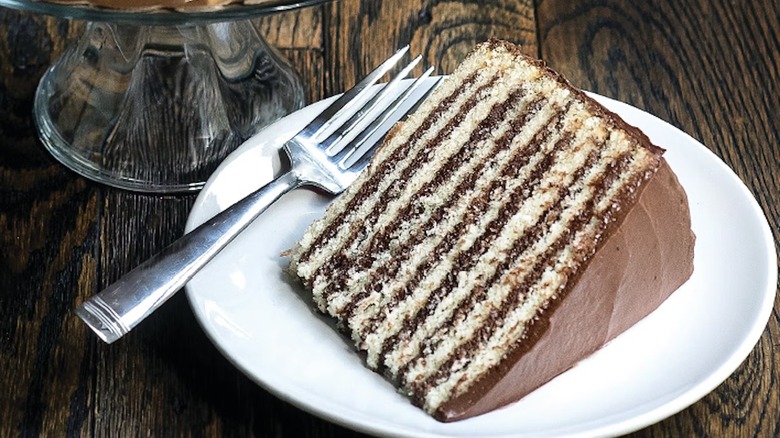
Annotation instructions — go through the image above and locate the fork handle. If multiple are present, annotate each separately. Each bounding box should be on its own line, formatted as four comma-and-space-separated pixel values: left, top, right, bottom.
76, 170, 303, 344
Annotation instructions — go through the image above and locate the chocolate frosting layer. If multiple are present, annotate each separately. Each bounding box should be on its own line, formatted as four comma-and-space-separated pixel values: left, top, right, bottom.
435, 159, 695, 421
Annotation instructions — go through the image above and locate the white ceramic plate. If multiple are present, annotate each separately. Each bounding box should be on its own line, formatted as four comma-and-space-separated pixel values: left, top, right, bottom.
185, 89, 777, 437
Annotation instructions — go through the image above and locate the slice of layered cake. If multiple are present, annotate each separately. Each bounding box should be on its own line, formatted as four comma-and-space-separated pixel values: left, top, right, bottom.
288, 39, 694, 422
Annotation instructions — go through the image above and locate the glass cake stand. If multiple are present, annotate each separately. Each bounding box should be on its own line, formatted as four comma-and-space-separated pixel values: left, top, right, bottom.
0, 0, 330, 192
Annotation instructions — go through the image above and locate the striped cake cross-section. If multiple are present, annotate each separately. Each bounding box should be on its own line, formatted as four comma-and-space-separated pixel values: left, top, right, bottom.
288, 39, 694, 422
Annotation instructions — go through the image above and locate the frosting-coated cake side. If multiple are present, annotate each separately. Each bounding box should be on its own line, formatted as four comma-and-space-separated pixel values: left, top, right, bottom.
437, 160, 694, 420
288, 39, 695, 421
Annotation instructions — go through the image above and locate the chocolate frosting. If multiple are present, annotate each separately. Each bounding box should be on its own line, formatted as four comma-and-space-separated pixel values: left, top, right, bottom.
436, 159, 695, 421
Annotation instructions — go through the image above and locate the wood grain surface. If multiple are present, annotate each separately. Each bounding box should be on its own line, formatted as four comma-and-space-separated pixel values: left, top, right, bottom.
0, 1, 778, 436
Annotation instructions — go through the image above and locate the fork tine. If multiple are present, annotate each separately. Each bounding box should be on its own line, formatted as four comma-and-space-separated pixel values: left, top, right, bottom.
346, 73, 442, 172
335, 67, 441, 169
320, 55, 423, 153
303, 45, 410, 139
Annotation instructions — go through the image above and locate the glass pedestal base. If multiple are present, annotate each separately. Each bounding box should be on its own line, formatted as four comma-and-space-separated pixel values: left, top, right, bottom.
34, 20, 304, 192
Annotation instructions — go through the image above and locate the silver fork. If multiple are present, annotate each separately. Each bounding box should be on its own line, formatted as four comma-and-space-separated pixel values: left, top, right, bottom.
76, 47, 440, 344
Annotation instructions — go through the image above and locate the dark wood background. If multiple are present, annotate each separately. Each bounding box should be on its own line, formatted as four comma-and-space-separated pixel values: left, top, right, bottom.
1, 0, 779, 436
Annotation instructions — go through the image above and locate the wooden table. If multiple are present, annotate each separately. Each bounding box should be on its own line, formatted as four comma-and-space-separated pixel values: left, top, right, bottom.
1, 1, 778, 436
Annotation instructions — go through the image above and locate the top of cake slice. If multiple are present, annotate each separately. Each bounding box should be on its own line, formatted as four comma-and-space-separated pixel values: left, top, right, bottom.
288, 39, 694, 421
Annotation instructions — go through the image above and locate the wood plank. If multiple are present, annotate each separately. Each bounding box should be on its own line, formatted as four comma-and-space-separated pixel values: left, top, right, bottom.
324, 0, 537, 94
0, 10, 97, 438
254, 5, 323, 49
536, 1, 780, 436
0, 171, 98, 438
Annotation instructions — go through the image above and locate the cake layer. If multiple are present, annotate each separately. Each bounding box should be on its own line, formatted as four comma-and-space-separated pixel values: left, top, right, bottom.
288, 39, 694, 421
